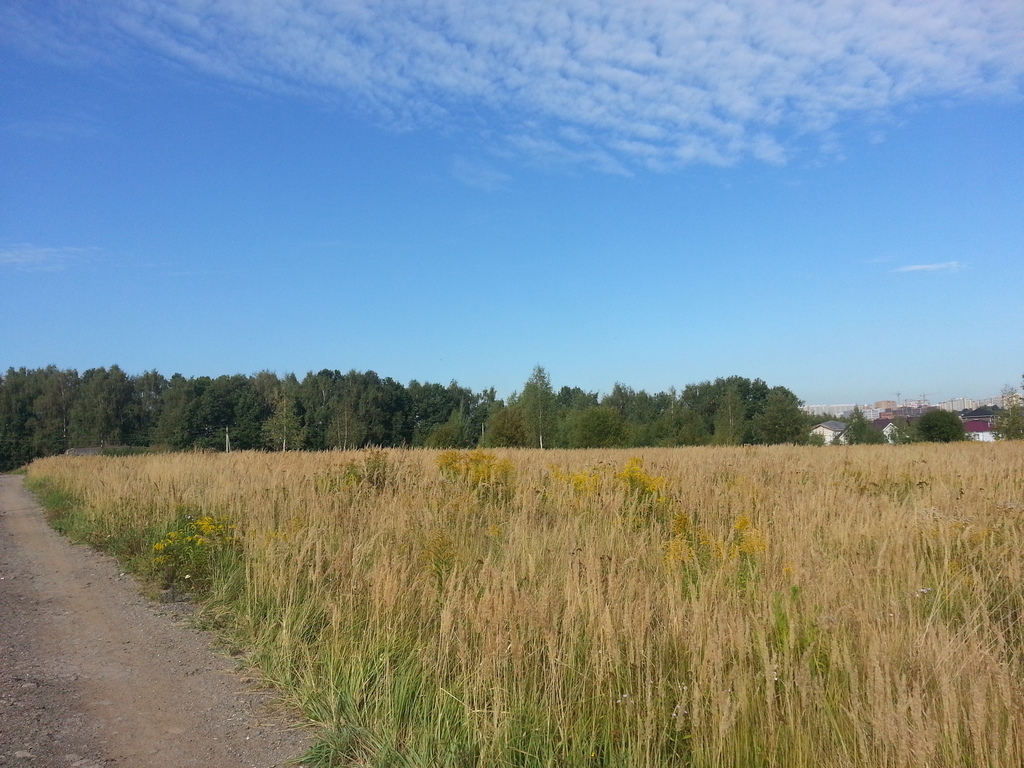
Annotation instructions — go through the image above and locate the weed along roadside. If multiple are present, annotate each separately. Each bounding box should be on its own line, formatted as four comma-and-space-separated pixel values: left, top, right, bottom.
23, 444, 1024, 768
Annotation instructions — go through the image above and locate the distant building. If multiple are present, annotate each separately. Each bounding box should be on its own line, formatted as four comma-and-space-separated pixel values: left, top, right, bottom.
811, 420, 847, 445
803, 404, 868, 418
806, 392, 1013, 423
976, 394, 1014, 409
888, 404, 933, 420
938, 397, 976, 412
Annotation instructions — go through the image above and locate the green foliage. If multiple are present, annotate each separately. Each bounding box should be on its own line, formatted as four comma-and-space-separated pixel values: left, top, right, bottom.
0, 368, 40, 471
2, 365, 813, 461
751, 387, 807, 444
993, 383, 1024, 440
296, 368, 414, 450
556, 385, 599, 411
406, 379, 478, 446
915, 409, 968, 442
231, 383, 271, 449
163, 374, 270, 451
569, 406, 628, 448
69, 365, 134, 447
263, 393, 304, 450
128, 370, 168, 446
653, 406, 710, 446
29, 367, 79, 456
681, 375, 771, 437
154, 373, 197, 448
517, 365, 556, 448
423, 421, 460, 448
323, 370, 412, 449
843, 407, 885, 445
483, 404, 530, 447
712, 386, 748, 445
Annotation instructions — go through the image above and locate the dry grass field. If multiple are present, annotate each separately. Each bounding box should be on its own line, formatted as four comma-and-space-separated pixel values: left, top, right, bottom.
26, 444, 1024, 767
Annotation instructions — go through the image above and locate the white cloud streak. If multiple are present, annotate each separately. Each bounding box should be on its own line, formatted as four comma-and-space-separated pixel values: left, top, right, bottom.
893, 261, 963, 273
0, 245, 99, 271
7, 0, 1023, 168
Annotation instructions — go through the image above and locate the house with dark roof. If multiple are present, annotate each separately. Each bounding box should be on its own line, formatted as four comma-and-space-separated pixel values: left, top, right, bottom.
959, 406, 1000, 425
811, 420, 847, 445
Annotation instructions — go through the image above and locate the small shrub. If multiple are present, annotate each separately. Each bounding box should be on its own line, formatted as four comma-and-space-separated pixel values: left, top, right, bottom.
317, 449, 392, 493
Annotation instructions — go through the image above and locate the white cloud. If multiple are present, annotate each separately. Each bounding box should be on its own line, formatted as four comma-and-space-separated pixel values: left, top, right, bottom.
892, 261, 963, 273
7, 0, 1023, 169
0, 245, 99, 271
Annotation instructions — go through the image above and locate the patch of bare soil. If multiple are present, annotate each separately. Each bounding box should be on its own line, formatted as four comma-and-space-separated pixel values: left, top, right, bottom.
0, 475, 314, 767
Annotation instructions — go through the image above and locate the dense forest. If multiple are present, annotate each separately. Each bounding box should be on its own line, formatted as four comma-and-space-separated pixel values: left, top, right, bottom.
0, 365, 812, 471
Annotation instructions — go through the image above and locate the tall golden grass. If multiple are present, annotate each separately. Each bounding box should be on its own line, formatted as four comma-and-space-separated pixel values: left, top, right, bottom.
26, 443, 1024, 767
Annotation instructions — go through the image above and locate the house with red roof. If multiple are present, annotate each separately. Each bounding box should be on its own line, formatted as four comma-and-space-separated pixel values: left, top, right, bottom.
963, 420, 995, 442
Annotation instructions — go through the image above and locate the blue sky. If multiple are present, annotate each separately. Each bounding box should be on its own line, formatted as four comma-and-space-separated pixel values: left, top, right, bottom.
2, 0, 1022, 405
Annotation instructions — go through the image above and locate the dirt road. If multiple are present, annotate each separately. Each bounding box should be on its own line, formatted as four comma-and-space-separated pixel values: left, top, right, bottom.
0, 475, 313, 767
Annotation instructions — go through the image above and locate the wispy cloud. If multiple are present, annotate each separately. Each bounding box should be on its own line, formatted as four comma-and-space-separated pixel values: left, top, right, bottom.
0, 244, 99, 271
450, 157, 512, 191
7, 1, 1023, 169
893, 261, 963, 273
3, 112, 105, 143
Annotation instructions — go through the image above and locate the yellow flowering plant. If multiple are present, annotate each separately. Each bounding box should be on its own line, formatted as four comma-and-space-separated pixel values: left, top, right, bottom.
616, 457, 670, 522
152, 513, 237, 592
436, 449, 515, 502
549, 464, 603, 497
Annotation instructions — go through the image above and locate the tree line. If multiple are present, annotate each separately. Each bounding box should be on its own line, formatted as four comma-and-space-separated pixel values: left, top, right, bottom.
0, 364, 815, 471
